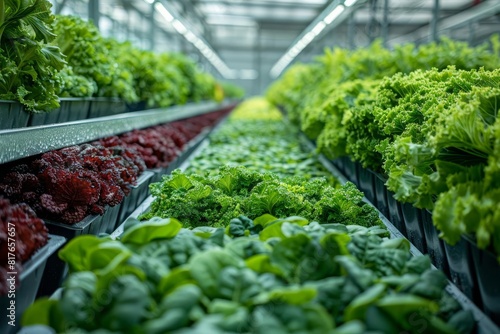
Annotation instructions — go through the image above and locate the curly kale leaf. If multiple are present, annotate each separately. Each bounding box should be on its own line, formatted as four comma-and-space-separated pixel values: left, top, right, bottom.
313, 182, 381, 227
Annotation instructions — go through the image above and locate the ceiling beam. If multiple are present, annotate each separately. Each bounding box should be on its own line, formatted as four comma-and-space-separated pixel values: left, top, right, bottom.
389, 0, 500, 45
194, 0, 327, 9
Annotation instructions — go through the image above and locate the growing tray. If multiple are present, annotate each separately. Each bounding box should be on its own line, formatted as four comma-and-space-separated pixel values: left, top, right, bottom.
468, 235, 500, 326
115, 171, 154, 232
0, 100, 29, 130
421, 209, 449, 276
444, 236, 482, 305
385, 189, 407, 237
87, 97, 127, 119
400, 203, 427, 254
356, 164, 375, 204
0, 235, 65, 334
37, 215, 104, 297
28, 98, 91, 126
371, 171, 389, 218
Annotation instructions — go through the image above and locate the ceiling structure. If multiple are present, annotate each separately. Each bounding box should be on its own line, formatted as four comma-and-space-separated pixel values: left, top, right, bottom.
52, 0, 500, 95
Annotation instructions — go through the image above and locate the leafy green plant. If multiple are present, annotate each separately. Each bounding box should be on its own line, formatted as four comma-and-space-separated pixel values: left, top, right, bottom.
142, 166, 382, 229
51, 15, 137, 101
0, 0, 65, 111
188, 97, 335, 180
23, 215, 474, 333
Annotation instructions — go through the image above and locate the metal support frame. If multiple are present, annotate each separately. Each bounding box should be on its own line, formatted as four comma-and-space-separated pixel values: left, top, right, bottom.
88, 0, 100, 30
367, 0, 379, 43
388, 0, 500, 45
468, 20, 475, 45
55, 0, 68, 14
149, 2, 156, 51
348, 11, 356, 49
430, 0, 440, 42
382, 0, 389, 47
0, 101, 237, 164
256, 26, 263, 95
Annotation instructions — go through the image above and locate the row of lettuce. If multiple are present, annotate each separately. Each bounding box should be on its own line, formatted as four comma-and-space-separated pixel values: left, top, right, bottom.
188, 98, 336, 180
267, 37, 500, 262
22, 99, 475, 333
0, 0, 243, 113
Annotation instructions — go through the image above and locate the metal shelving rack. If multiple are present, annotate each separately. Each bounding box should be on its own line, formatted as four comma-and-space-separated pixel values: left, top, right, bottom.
0, 100, 237, 164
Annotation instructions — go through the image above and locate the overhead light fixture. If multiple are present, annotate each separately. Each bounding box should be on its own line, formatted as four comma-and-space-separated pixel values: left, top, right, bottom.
154, 3, 174, 23
184, 31, 197, 43
205, 15, 257, 27
240, 69, 258, 80
311, 21, 327, 36
271, 0, 356, 78
344, 0, 358, 7
324, 5, 345, 24
172, 20, 187, 34
152, 1, 253, 80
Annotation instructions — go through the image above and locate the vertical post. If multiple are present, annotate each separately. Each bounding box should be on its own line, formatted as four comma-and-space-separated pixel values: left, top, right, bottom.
430, 0, 440, 42
149, 2, 156, 51
468, 21, 475, 45
382, 0, 389, 47
55, 0, 68, 14
367, 0, 377, 43
256, 26, 262, 95
348, 11, 355, 49
88, 0, 100, 30
126, 11, 130, 41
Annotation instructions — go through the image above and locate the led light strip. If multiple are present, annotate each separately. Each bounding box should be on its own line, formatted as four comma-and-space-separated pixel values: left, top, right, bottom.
270, 0, 359, 78
152, 1, 256, 80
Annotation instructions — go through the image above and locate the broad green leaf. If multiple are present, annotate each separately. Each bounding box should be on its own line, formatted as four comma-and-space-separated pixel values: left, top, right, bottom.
22, 298, 66, 331
344, 284, 386, 321
87, 241, 131, 271
120, 218, 182, 245
376, 294, 439, 326
253, 214, 278, 227
158, 266, 195, 295
189, 249, 242, 298
58, 235, 107, 272
256, 286, 317, 305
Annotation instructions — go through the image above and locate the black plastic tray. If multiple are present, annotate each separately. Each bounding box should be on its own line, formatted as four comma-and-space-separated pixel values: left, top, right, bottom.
343, 158, 359, 185
87, 97, 127, 119
330, 157, 346, 176
385, 189, 407, 237
44, 214, 103, 239
0, 235, 65, 334
37, 215, 104, 297
115, 171, 154, 231
102, 203, 122, 234
421, 209, 449, 276
469, 236, 500, 326
28, 98, 91, 126
125, 100, 148, 113
372, 172, 389, 218
0, 100, 29, 130
400, 203, 427, 254
444, 236, 482, 305
356, 165, 375, 204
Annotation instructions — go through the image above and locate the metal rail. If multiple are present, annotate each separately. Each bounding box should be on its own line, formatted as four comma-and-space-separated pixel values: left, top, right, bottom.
0, 100, 237, 164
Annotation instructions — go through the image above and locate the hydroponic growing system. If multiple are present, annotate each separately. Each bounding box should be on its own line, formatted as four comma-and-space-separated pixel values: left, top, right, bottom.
1, 1, 500, 333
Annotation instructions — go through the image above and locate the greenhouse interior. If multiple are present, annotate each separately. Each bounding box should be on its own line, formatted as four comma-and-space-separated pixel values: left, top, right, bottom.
1, 0, 500, 333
